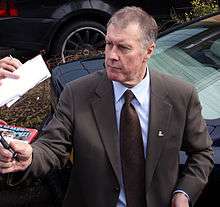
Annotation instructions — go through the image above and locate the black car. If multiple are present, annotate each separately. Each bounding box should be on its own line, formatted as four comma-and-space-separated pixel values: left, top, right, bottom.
50, 12, 220, 206
0, 0, 191, 61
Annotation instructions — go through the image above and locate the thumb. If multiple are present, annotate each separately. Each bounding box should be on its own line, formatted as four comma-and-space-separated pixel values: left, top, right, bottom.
10, 139, 32, 161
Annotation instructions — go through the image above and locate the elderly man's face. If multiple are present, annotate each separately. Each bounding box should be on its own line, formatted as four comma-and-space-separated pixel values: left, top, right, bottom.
105, 23, 155, 87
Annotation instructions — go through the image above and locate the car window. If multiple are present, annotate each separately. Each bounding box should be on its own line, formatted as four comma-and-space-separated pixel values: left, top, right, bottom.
155, 28, 208, 53
149, 20, 220, 120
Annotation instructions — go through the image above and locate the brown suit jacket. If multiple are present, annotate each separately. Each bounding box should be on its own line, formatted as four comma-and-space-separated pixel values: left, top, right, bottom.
30, 69, 213, 207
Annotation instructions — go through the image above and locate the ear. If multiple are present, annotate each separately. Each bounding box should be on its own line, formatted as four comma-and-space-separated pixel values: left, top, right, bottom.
143, 42, 156, 61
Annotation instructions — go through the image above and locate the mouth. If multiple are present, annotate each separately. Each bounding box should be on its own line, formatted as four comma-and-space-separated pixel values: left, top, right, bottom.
107, 65, 121, 70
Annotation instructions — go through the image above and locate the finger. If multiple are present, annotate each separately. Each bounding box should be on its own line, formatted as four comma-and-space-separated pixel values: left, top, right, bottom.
0, 160, 14, 168
0, 146, 14, 159
0, 158, 31, 174
0, 160, 17, 173
0, 57, 22, 72
0, 56, 11, 66
0, 68, 19, 79
0, 154, 13, 162
0, 57, 16, 71
0, 63, 17, 72
10, 140, 32, 161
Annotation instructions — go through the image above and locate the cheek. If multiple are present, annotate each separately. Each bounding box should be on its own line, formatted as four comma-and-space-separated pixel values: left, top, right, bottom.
123, 56, 142, 72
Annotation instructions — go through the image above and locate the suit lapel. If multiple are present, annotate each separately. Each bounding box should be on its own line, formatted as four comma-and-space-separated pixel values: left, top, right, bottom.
145, 70, 173, 191
91, 73, 121, 183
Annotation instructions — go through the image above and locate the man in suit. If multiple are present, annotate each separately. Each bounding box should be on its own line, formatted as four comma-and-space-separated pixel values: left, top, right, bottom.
0, 6, 214, 207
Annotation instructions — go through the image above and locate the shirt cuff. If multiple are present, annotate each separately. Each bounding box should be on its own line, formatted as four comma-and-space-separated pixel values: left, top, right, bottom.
173, 190, 190, 201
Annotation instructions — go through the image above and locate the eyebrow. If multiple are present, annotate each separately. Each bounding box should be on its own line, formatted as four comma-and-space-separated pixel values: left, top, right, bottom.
105, 38, 130, 45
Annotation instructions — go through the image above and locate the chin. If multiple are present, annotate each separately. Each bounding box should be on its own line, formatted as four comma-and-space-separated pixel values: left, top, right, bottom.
107, 74, 118, 81
106, 70, 119, 81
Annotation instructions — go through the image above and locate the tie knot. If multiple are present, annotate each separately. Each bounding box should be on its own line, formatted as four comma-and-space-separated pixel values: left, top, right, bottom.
124, 90, 134, 104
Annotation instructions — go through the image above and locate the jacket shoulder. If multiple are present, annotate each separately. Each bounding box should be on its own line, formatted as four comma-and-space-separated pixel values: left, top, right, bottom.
151, 69, 195, 93
65, 69, 107, 93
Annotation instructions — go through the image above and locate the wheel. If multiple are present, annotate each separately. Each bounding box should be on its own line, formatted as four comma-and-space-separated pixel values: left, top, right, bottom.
52, 20, 106, 62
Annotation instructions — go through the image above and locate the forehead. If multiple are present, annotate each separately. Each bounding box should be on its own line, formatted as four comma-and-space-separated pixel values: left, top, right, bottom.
106, 23, 141, 43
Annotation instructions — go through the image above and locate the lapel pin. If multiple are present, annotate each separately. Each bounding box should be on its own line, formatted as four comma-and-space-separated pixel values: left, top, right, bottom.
158, 130, 164, 137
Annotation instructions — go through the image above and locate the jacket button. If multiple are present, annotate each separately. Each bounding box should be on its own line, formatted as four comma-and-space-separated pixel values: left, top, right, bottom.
114, 186, 120, 192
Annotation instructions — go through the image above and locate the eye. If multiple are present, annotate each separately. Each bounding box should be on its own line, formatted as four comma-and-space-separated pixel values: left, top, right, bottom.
120, 45, 128, 49
119, 45, 131, 52
105, 41, 112, 46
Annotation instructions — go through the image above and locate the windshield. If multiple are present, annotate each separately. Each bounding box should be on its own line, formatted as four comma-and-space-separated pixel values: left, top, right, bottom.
149, 14, 220, 120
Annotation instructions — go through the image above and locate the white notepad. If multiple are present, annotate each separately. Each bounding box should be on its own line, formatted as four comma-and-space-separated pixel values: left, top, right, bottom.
0, 55, 51, 107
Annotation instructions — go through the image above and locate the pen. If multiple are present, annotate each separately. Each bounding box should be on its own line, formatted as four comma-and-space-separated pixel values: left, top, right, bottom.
0, 132, 19, 161
9, 55, 13, 61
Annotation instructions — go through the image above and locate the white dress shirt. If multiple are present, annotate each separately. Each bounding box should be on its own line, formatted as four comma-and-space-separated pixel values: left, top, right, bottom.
112, 69, 150, 207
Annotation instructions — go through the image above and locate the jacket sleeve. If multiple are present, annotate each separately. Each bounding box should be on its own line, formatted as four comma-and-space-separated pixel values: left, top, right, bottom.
8, 83, 74, 186
30, 83, 74, 178
175, 87, 214, 205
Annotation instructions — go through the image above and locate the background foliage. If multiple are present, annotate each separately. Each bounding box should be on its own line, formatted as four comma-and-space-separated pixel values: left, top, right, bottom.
172, 0, 219, 23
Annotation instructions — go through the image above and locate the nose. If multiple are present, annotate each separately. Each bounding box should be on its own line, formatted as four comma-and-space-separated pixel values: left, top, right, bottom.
108, 46, 119, 61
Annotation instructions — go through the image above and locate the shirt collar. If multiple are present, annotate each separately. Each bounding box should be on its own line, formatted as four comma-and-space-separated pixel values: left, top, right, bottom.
113, 68, 150, 105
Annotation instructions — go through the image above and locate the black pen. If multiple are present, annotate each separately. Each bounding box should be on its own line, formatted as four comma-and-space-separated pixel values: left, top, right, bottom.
0, 132, 19, 161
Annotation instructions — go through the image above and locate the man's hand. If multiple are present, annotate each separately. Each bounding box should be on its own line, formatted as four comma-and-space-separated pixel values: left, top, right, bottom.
0, 56, 22, 82
0, 139, 32, 174
171, 192, 189, 207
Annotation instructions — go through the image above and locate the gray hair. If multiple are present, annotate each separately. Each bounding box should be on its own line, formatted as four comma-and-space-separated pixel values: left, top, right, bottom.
107, 6, 158, 47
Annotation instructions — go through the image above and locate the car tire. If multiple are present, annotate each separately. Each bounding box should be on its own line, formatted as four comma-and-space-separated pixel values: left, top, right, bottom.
51, 20, 106, 62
